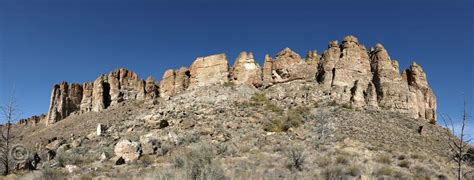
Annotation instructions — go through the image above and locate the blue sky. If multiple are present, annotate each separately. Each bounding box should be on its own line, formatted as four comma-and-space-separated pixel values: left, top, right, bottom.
0, 0, 473, 134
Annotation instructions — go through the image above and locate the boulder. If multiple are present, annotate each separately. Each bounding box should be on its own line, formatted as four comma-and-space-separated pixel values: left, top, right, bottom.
114, 139, 141, 162
45, 139, 65, 151
189, 53, 229, 88
230, 51, 262, 87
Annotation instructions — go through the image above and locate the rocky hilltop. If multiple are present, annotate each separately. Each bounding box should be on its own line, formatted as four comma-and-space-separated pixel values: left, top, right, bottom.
36, 35, 435, 126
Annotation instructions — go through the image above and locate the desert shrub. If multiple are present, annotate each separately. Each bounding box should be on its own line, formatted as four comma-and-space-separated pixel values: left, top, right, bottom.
398, 160, 410, 168
346, 165, 362, 177
250, 93, 268, 105
223, 81, 234, 87
322, 166, 344, 179
376, 154, 392, 164
41, 166, 66, 180
335, 155, 350, 165
173, 143, 227, 180
286, 146, 306, 171
375, 166, 395, 177
56, 152, 83, 167
342, 103, 352, 109
316, 156, 332, 167
328, 100, 338, 106
410, 153, 425, 160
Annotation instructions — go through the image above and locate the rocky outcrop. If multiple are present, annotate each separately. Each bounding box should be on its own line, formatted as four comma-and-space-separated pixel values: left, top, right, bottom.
46, 82, 83, 124
18, 114, 46, 126
404, 62, 437, 122
145, 76, 159, 99
47, 68, 156, 124
160, 67, 190, 98
189, 54, 229, 88
271, 48, 315, 83
44, 35, 437, 124
91, 75, 109, 112
230, 52, 262, 87
262, 54, 274, 86
108, 68, 145, 105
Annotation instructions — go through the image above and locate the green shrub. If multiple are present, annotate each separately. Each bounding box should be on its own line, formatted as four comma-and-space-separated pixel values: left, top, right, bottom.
398, 160, 410, 168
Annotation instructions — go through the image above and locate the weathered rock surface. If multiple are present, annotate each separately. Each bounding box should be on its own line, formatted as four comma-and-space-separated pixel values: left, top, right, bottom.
44, 36, 437, 124
18, 114, 46, 126
46, 82, 83, 124
230, 51, 262, 87
271, 48, 315, 83
114, 139, 141, 162
189, 53, 229, 88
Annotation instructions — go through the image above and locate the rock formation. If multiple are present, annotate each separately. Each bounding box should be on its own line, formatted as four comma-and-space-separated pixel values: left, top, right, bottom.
18, 114, 46, 126
189, 53, 229, 89
46, 82, 83, 124
44, 35, 437, 124
230, 52, 262, 87
46, 68, 157, 124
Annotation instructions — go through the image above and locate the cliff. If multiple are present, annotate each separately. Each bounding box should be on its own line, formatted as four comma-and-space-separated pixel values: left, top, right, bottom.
43, 35, 436, 125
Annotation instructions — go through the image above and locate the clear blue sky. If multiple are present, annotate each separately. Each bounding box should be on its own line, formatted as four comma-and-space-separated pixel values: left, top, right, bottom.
0, 0, 473, 131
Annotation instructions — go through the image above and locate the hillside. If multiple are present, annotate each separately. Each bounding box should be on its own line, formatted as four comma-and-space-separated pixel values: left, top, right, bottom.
4, 35, 472, 179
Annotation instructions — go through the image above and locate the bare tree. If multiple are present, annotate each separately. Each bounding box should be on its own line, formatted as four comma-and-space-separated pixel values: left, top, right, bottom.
0, 92, 18, 175
442, 99, 472, 180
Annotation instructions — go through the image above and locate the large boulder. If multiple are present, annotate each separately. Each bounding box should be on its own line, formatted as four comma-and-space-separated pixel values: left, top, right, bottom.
230, 51, 262, 87
189, 53, 229, 88
114, 139, 141, 162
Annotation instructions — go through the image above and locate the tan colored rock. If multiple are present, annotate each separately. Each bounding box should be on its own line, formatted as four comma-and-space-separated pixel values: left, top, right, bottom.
174, 67, 190, 94
108, 68, 144, 104
317, 40, 341, 88
114, 139, 141, 162
230, 51, 262, 87
262, 54, 274, 86
332, 35, 371, 88
80, 82, 93, 112
92, 75, 109, 112
145, 76, 159, 99
271, 48, 305, 83
370, 43, 410, 109
18, 114, 46, 126
46, 82, 83, 124
405, 62, 437, 122
189, 53, 229, 88
160, 69, 175, 98
305, 50, 320, 81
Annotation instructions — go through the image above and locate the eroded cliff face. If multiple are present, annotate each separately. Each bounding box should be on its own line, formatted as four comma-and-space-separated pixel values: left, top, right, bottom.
44, 35, 437, 125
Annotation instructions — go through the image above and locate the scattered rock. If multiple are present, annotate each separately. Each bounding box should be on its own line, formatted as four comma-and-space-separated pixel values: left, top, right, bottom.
65, 164, 79, 173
